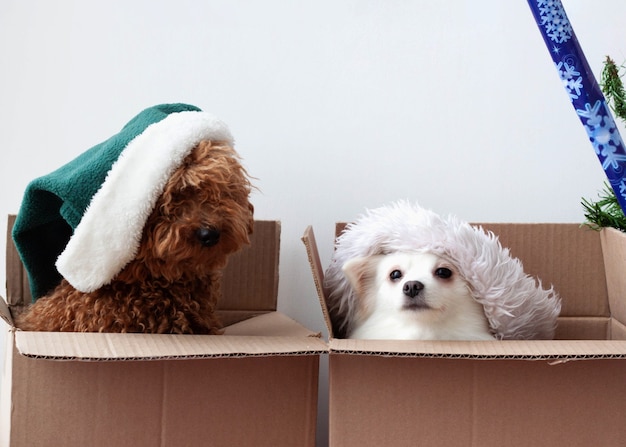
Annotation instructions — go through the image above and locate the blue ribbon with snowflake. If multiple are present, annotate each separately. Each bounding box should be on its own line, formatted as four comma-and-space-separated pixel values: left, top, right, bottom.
528, 0, 626, 214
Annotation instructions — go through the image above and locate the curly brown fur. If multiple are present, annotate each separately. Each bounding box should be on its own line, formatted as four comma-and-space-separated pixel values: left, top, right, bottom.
16, 140, 254, 334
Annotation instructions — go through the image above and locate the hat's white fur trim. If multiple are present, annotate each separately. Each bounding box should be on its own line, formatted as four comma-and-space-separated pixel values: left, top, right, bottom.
324, 201, 561, 340
56, 111, 233, 292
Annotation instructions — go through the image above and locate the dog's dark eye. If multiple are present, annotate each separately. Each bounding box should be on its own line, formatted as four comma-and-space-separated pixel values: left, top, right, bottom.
196, 227, 221, 247
435, 267, 452, 279
389, 270, 403, 281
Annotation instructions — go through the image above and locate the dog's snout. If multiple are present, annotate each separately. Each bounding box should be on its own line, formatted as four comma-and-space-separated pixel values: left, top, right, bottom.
403, 281, 424, 298
196, 227, 221, 247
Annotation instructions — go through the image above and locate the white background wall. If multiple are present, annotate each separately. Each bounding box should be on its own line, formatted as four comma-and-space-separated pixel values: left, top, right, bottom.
1, 1, 625, 444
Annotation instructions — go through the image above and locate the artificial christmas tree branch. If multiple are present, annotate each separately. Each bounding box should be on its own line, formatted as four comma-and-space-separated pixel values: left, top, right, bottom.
582, 57, 626, 232
582, 182, 626, 232
602, 56, 626, 121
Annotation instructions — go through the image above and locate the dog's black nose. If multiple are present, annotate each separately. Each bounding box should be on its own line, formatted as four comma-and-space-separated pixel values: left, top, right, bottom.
196, 227, 221, 247
403, 281, 424, 298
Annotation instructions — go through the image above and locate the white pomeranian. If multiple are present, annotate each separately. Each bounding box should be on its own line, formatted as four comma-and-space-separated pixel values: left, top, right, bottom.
342, 251, 494, 340
323, 201, 561, 341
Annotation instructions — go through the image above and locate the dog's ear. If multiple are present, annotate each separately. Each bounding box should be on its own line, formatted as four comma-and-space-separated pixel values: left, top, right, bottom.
342, 255, 381, 299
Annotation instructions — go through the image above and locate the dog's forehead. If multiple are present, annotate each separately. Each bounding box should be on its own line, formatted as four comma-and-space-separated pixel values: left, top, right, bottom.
378, 251, 447, 273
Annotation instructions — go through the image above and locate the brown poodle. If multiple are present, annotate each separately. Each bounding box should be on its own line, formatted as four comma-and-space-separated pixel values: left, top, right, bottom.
16, 140, 254, 334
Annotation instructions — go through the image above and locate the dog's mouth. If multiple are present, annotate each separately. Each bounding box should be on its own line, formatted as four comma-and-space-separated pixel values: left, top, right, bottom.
402, 301, 432, 311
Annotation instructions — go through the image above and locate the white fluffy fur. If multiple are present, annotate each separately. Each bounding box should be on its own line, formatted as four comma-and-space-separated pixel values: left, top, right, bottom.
324, 201, 561, 340
56, 111, 233, 293
343, 252, 494, 340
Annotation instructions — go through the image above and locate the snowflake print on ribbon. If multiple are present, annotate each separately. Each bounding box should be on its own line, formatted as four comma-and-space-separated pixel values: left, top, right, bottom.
537, 0, 572, 44
556, 61, 583, 100
578, 101, 626, 171
528, 0, 626, 213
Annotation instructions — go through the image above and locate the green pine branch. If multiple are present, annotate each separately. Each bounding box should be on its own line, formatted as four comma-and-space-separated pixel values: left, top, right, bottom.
601, 56, 626, 122
581, 182, 626, 232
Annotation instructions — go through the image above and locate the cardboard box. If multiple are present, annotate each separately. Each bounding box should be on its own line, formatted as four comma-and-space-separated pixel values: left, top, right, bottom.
1, 216, 327, 447
303, 222, 626, 447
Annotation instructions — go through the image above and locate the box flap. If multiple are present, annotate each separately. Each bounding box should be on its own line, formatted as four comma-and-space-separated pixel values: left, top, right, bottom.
14, 312, 327, 361
555, 316, 609, 340
5, 215, 31, 316
601, 227, 626, 334
478, 223, 608, 318
221, 220, 280, 314
0, 297, 13, 327
329, 338, 626, 360
6, 217, 282, 325
223, 311, 322, 337
302, 226, 334, 337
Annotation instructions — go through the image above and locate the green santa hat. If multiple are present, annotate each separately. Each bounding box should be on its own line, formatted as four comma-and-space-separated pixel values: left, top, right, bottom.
13, 103, 234, 301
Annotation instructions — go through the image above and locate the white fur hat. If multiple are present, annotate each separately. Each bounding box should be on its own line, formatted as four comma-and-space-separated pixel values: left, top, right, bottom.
323, 201, 561, 340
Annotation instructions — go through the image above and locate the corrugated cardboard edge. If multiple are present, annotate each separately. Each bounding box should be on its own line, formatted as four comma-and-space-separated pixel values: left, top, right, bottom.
329, 338, 626, 361
1, 328, 13, 447
14, 312, 327, 361
303, 223, 626, 361
302, 226, 334, 338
